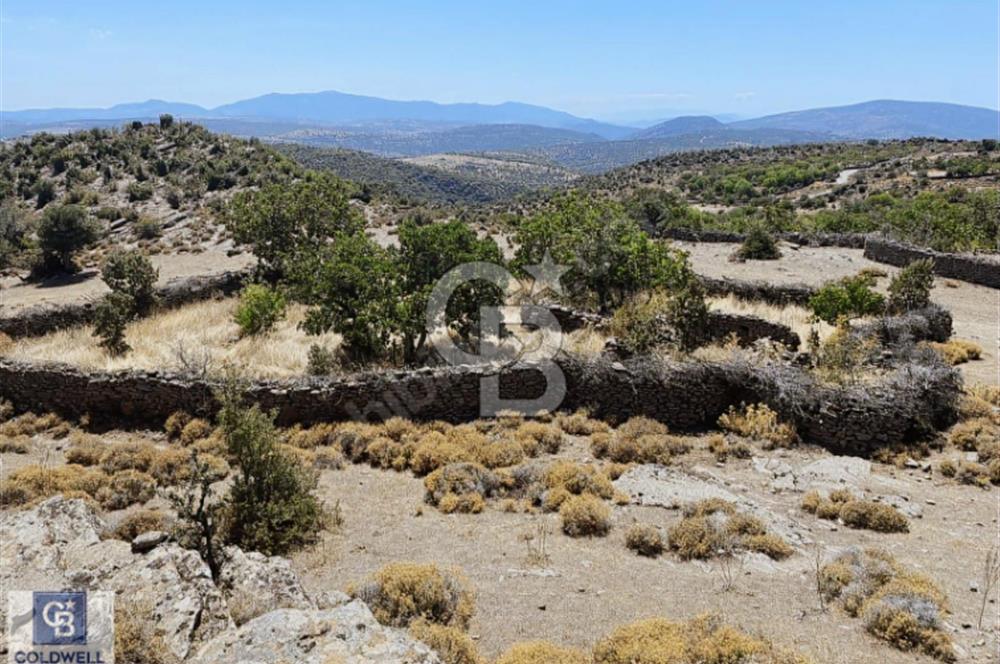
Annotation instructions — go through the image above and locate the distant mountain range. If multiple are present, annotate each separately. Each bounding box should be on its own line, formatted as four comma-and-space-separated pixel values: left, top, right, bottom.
2, 93, 997, 173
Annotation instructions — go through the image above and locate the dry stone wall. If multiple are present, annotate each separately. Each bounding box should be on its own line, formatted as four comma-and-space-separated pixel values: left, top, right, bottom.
0, 352, 959, 456
863, 238, 1000, 289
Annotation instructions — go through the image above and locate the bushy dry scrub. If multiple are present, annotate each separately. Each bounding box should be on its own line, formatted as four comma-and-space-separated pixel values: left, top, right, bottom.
409, 620, 482, 664
924, 339, 982, 365
559, 494, 612, 537
0, 411, 70, 439
717, 403, 797, 448
350, 562, 475, 629
494, 642, 589, 664
819, 548, 954, 661
668, 499, 792, 561
801, 491, 909, 533
590, 416, 690, 464
592, 613, 813, 664
112, 508, 173, 541
625, 523, 665, 557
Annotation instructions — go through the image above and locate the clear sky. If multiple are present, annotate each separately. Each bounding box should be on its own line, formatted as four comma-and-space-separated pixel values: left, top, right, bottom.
2, 0, 997, 120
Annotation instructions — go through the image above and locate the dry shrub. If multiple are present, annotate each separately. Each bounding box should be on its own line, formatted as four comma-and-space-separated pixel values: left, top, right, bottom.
314, 446, 346, 470
938, 459, 957, 477
968, 383, 1000, 406
284, 422, 338, 449
99, 440, 157, 473
543, 461, 615, 510
113, 508, 171, 541
560, 494, 611, 537
409, 619, 482, 664
179, 418, 213, 445
924, 339, 983, 366
717, 403, 797, 448
330, 421, 382, 461
0, 412, 70, 439
513, 421, 563, 455
494, 641, 589, 664
438, 492, 486, 514
381, 416, 419, 442
955, 461, 991, 488
949, 417, 998, 452
163, 410, 191, 440
625, 523, 665, 557
592, 614, 812, 664
148, 447, 228, 485
424, 463, 499, 511
411, 431, 475, 475
0, 399, 13, 422
0, 436, 30, 454
365, 436, 410, 470
557, 409, 609, 436
0, 464, 110, 507
669, 499, 791, 561
839, 501, 910, 533
64, 433, 105, 465
97, 469, 156, 509
820, 548, 954, 661
114, 597, 180, 664
477, 441, 526, 469
350, 562, 474, 629
989, 459, 1000, 484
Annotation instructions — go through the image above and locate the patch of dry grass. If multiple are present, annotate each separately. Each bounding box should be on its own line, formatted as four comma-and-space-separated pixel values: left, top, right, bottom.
3, 299, 341, 378
708, 295, 834, 346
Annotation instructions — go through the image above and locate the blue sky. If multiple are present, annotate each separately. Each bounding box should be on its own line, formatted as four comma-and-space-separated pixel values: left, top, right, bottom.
2, 0, 997, 120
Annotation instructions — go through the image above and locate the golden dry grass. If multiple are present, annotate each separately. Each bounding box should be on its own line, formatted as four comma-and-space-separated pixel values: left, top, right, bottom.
707, 295, 834, 345
3, 299, 341, 378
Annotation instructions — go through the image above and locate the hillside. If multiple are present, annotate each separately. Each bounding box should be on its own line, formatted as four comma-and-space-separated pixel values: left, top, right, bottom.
732, 100, 1000, 140
275, 144, 561, 204
632, 115, 726, 139
0, 119, 304, 267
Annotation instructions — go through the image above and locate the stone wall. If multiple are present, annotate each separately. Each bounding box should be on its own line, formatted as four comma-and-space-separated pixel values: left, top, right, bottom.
0, 353, 959, 456
705, 312, 800, 349
699, 276, 816, 306
863, 238, 1000, 289
660, 228, 867, 248
0, 269, 250, 338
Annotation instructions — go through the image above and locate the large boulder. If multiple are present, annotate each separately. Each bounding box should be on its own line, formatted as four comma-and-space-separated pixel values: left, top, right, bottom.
219, 545, 315, 622
192, 601, 441, 663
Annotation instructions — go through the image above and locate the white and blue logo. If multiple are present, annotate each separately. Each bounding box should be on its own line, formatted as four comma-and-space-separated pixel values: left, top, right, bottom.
32, 592, 87, 646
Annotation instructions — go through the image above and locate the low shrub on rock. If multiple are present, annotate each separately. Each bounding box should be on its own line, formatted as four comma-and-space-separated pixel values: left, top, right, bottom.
925, 339, 982, 365
409, 619, 481, 664
717, 403, 797, 448
820, 548, 954, 661
351, 562, 475, 629
112, 508, 172, 541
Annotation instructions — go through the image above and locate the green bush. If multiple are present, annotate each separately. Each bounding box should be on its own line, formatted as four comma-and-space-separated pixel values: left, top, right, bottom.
127, 181, 154, 202
218, 379, 323, 555
36, 204, 100, 273
234, 284, 287, 336
733, 226, 781, 261
306, 344, 337, 375
134, 216, 162, 240
93, 292, 133, 356
34, 179, 56, 208
808, 273, 885, 325
102, 249, 158, 315
0, 205, 30, 270
888, 259, 935, 313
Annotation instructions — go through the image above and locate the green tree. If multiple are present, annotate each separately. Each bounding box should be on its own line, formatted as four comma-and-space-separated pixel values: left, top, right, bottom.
92, 291, 133, 356
102, 249, 159, 315
513, 194, 693, 311
217, 379, 323, 555
808, 274, 886, 325
36, 204, 100, 273
733, 226, 782, 261
887, 259, 935, 313
0, 205, 30, 270
226, 173, 362, 278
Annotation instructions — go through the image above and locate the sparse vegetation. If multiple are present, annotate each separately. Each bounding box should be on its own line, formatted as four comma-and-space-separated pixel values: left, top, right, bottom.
351, 562, 475, 629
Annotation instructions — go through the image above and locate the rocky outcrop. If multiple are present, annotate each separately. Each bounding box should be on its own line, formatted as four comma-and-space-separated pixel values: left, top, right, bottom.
0, 497, 438, 663
191, 602, 440, 663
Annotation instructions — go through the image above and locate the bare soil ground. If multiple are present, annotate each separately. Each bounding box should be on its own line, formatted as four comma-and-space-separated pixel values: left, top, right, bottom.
676, 242, 999, 386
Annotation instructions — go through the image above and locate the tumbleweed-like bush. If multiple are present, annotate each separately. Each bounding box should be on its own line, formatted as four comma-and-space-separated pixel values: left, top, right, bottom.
351, 562, 475, 629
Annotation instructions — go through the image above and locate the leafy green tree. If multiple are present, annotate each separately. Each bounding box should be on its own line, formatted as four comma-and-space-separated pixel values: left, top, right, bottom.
234, 284, 287, 336
217, 379, 323, 555
0, 205, 31, 270
226, 173, 362, 278
733, 226, 782, 261
36, 204, 100, 273
93, 291, 133, 356
808, 274, 886, 325
887, 259, 935, 313
102, 249, 159, 315
513, 194, 693, 311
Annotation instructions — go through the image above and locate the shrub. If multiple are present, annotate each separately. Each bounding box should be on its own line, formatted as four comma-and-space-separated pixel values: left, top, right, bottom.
560, 494, 612, 537
592, 614, 811, 664
102, 249, 159, 315
733, 226, 781, 261
36, 204, 100, 273
306, 343, 337, 375
820, 548, 953, 661
808, 274, 885, 324
955, 461, 990, 488
839, 500, 910, 533
669, 499, 791, 561
494, 642, 589, 664
888, 259, 935, 313
97, 470, 156, 509
0, 465, 110, 506
409, 620, 481, 664
938, 459, 957, 477
218, 382, 323, 555
233, 284, 286, 336
513, 421, 563, 455
609, 287, 708, 354
92, 292, 133, 356
949, 417, 998, 451
351, 562, 474, 629
543, 461, 615, 508
134, 216, 162, 240
717, 403, 797, 448
164, 411, 192, 440
424, 463, 499, 510
159, 113, 174, 129
112, 508, 171, 541
925, 339, 982, 365
126, 181, 154, 202
744, 533, 794, 560
556, 409, 609, 436
99, 440, 156, 473
625, 524, 665, 557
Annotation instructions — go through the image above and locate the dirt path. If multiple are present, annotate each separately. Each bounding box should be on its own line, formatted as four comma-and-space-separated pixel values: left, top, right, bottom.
0, 251, 254, 317
676, 241, 999, 386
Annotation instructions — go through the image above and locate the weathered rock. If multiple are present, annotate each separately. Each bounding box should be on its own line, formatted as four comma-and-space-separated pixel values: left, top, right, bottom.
219, 545, 315, 617
192, 601, 441, 664
131, 530, 168, 553
794, 456, 871, 490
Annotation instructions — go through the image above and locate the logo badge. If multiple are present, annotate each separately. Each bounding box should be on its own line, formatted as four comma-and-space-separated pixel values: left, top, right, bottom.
33, 592, 87, 645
